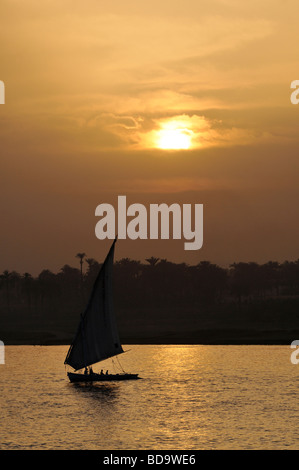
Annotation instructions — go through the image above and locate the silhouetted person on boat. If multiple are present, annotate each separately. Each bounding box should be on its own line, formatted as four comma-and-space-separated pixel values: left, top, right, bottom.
100, 369, 104, 375
90, 367, 93, 375
84, 367, 88, 375
106, 370, 108, 375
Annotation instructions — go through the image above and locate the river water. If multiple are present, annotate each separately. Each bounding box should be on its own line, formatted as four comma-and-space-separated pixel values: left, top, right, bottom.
0, 344, 298, 450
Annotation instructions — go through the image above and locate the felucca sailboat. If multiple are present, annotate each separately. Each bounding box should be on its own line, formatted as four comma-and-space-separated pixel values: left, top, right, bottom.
64, 237, 139, 382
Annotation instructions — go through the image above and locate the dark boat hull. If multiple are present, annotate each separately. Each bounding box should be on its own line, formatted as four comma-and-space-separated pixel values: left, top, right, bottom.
67, 371, 140, 383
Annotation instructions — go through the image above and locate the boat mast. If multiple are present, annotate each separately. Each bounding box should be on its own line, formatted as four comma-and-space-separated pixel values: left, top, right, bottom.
80, 313, 88, 370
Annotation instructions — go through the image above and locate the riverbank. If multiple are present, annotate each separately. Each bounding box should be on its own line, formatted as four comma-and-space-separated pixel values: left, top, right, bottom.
2, 328, 299, 345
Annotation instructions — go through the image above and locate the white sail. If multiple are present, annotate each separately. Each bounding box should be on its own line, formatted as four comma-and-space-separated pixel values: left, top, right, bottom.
64, 238, 123, 371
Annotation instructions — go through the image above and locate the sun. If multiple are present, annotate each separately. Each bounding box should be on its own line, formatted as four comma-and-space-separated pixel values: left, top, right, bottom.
157, 128, 192, 149
144, 116, 198, 150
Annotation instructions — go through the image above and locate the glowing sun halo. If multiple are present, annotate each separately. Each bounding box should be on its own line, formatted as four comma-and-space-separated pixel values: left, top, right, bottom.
157, 128, 193, 150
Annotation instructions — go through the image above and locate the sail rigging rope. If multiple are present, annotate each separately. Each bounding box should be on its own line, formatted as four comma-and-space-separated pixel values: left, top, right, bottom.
116, 355, 126, 373
111, 356, 126, 373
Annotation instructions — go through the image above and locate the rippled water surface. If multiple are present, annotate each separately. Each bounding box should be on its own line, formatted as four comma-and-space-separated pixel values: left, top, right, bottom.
1, 345, 299, 449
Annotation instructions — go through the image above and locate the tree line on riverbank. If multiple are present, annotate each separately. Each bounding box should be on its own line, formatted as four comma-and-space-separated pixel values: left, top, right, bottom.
1, 256, 299, 318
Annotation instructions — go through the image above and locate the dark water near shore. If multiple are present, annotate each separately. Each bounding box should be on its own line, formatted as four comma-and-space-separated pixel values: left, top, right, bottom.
1, 345, 298, 450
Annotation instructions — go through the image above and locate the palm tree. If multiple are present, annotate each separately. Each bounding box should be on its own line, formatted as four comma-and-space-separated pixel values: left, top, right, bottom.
76, 253, 86, 286
145, 256, 160, 267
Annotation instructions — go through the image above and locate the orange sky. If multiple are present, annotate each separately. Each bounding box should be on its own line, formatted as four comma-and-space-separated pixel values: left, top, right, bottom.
1, 0, 299, 274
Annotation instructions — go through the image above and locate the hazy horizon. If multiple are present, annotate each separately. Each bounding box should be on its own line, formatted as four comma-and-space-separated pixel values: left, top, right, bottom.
1, 0, 299, 275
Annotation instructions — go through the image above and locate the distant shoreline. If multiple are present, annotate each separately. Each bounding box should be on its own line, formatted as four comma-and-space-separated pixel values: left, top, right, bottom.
2, 329, 298, 346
